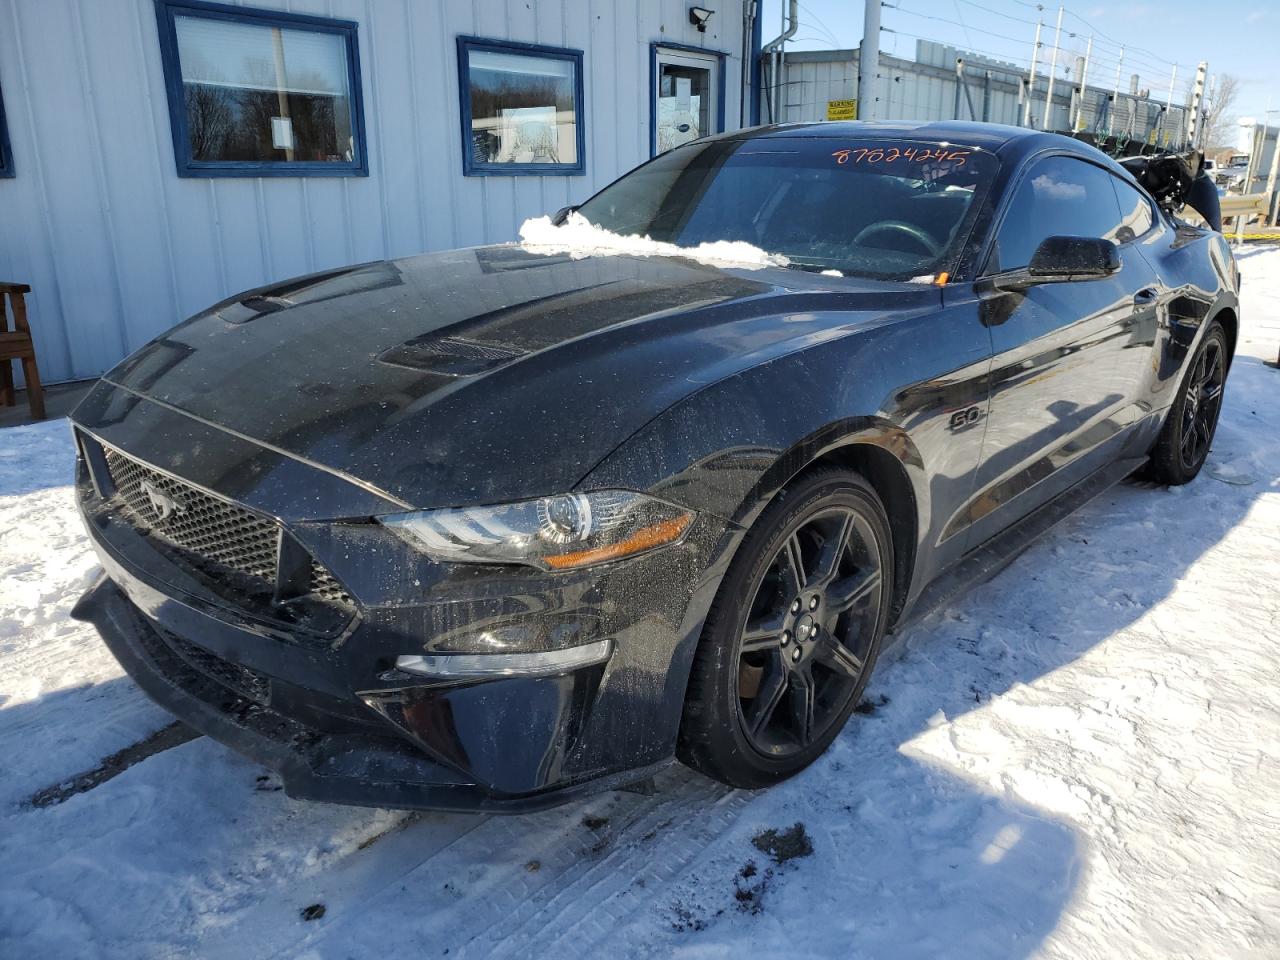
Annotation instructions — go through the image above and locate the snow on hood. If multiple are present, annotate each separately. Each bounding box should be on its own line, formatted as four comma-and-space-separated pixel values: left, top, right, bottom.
518, 212, 790, 270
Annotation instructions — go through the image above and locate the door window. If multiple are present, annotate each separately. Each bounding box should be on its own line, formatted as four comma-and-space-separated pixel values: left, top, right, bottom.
1109, 177, 1156, 241
654, 48, 719, 154
988, 155, 1126, 272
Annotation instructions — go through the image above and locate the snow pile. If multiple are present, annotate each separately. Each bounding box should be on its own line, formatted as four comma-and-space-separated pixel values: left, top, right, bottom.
2, 248, 1280, 958
519, 212, 789, 270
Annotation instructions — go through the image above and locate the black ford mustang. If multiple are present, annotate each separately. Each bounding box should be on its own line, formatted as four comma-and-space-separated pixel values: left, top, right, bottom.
71, 121, 1238, 811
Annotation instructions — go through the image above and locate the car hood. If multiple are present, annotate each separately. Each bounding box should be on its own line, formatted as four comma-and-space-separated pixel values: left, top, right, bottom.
98, 246, 938, 510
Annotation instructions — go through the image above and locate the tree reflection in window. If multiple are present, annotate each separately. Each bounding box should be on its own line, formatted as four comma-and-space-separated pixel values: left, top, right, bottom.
458, 39, 584, 175
155, 2, 366, 176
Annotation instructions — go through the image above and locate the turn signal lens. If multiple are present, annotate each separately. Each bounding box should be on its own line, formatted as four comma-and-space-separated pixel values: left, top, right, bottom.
542, 513, 693, 569
378, 491, 694, 571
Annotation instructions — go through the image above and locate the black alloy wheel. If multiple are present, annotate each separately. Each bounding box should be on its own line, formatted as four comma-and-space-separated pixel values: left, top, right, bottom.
1145, 320, 1229, 485
1178, 333, 1226, 473
736, 507, 883, 756
679, 469, 893, 789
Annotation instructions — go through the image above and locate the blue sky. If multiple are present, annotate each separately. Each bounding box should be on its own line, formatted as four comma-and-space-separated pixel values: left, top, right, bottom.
763, 0, 1278, 141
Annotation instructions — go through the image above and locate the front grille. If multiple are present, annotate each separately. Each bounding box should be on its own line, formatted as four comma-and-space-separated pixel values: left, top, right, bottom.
309, 566, 353, 606
99, 445, 353, 618
105, 447, 280, 591
163, 630, 270, 705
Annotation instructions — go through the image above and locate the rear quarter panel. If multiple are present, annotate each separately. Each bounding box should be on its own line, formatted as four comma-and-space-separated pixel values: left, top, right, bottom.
1137, 219, 1240, 409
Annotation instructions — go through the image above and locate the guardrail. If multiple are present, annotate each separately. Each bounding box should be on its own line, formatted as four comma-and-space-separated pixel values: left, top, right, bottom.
1182, 192, 1277, 244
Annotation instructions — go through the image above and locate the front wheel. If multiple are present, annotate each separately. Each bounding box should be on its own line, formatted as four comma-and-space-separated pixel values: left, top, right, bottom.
1145, 321, 1229, 485
678, 469, 893, 789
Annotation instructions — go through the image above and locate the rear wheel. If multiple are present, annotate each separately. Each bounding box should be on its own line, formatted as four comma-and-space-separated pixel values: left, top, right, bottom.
678, 469, 892, 789
1145, 321, 1228, 485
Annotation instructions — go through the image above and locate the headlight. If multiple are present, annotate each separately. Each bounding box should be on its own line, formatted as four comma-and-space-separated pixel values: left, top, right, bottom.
378, 491, 694, 570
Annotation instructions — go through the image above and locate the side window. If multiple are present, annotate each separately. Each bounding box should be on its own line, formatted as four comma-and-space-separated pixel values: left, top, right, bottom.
989, 156, 1125, 272
0, 81, 13, 177
1109, 177, 1155, 242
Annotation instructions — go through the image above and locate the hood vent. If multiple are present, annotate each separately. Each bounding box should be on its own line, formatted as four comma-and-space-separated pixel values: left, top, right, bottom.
378, 335, 527, 376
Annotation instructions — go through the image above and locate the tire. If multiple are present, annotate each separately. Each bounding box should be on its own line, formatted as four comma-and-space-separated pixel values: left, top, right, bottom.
677, 468, 894, 789
1145, 320, 1229, 485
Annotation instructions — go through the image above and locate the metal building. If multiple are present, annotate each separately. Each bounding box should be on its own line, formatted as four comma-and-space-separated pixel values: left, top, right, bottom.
770, 41, 1192, 154
0, 0, 759, 384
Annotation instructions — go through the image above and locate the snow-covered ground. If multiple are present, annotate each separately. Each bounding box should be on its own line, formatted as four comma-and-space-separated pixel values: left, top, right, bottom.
2, 249, 1279, 960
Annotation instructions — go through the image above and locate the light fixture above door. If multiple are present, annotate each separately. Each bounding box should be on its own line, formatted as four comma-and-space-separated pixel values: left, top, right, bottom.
688, 6, 714, 32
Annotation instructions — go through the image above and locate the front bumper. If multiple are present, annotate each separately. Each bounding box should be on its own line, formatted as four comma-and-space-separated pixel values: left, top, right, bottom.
70, 388, 733, 811
72, 575, 672, 812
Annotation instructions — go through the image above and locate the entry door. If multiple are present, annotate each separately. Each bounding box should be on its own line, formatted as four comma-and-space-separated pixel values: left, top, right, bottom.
966, 154, 1161, 543
653, 48, 720, 154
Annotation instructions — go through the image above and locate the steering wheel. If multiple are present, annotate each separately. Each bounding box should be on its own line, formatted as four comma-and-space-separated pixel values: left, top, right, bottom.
853, 220, 942, 257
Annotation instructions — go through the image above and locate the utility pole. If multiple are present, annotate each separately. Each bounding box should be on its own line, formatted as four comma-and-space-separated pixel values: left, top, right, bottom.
1109, 46, 1124, 136
1021, 13, 1043, 127
1041, 5, 1063, 131
858, 0, 881, 120
1187, 61, 1207, 149
1265, 110, 1280, 223
1073, 35, 1092, 131
1162, 64, 1177, 146
1202, 74, 1216, 149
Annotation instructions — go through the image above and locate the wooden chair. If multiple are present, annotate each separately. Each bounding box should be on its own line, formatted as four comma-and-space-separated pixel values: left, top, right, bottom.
0, 282, 45, 420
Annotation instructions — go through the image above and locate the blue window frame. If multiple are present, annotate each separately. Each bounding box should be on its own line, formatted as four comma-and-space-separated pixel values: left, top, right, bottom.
456, 35, 586, 177
0, 81, 13, 178
649, 42, 727, 158
154, 0, 368, 178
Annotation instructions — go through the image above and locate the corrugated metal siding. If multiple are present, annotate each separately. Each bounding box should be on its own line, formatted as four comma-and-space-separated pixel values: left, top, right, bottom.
775, 45, 1190, 148
0, 0, 745, 383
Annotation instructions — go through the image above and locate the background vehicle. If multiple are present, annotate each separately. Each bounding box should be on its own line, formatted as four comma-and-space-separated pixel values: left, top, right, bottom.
1214, 153, 1252, 192
70, 121, 1239, 808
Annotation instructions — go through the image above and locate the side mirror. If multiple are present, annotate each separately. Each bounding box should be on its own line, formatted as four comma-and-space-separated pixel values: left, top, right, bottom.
1028, 235, 1120, 279
992, 236, 1120, 291
551, 205, 579, 226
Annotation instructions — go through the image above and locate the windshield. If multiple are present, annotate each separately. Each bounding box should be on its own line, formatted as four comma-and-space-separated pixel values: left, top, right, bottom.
575, 137, 999, 280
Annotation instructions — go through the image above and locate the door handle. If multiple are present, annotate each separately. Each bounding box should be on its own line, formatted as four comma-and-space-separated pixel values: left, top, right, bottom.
1133, 287, 1159, 306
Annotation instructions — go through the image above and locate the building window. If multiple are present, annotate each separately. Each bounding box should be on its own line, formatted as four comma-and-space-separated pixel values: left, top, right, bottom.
456, 36, 585, 176
0, 82, 13, 178
650, 43, 726, 157
154, 0, 367, 178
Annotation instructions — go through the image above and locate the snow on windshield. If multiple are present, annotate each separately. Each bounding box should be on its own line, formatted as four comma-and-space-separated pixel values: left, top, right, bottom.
518, 212, 790, 270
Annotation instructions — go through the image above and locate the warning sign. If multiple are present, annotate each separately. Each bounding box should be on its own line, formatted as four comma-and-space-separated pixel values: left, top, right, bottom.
826, 99, 857, 121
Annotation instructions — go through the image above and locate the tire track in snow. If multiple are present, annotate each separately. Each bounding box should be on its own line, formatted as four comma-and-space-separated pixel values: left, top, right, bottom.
452, 775, 747, 959
471, 785, 754, 959
25, 721, 199, 808
197, 811, 491, 960
255, 768, 744, 960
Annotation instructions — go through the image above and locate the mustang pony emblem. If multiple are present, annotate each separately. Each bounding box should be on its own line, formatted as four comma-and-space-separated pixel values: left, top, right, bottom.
139, 479, 186, 521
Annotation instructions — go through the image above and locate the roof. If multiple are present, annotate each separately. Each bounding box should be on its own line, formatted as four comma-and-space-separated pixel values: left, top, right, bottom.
716, 120, 1119, 167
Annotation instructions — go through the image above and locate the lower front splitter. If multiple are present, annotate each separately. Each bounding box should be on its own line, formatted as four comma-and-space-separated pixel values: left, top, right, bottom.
73, 576, 670, 813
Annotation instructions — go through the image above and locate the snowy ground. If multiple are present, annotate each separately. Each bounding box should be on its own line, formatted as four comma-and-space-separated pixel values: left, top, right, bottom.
2, 249, 1279, 960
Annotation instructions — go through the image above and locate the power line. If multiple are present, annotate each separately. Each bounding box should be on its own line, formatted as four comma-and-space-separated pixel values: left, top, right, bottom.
879, 27, 1039, 71
1060, 7, 1183, 69
956, 0, 1040, 27
796, 2, 845, 49
994, 0, 1190, 72
951, 0, 977, 49
920, 0, 1190, 74
789, 36, 843, 49
883, 0, 1184, 83
883, 4, 1035, 48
